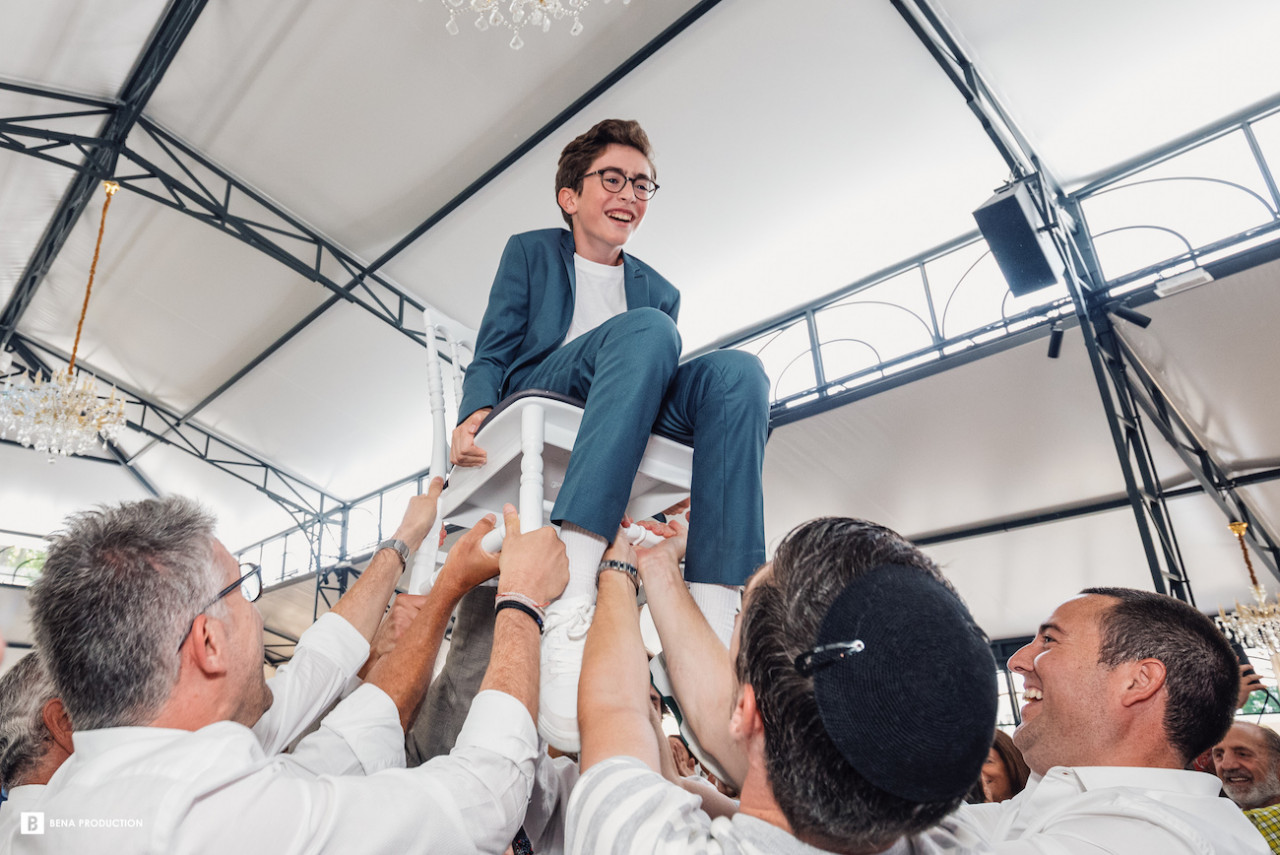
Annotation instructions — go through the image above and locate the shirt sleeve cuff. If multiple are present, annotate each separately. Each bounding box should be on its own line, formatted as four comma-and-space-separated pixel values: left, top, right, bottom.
453, 690, 538, 754
297, 612, 371, 677
318, 682, 407, 773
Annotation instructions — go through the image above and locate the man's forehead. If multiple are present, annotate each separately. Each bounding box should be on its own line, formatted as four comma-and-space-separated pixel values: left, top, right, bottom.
210, 538, 238, 578
1040, 593, 1111, 634
589, 144, 653, 177
1224, 723, 1269, 750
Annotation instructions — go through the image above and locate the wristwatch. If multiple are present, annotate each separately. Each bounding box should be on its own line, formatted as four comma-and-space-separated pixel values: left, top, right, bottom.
376, 538, 411, 569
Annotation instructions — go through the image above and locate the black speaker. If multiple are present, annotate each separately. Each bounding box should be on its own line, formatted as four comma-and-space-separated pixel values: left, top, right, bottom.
973, 182, 1061, 297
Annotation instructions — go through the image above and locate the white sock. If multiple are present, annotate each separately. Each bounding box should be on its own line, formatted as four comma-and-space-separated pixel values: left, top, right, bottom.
688, 582, 740, 648
559, 522, 607, 602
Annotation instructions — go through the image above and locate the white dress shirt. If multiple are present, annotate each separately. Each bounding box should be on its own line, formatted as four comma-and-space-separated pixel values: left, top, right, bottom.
8, 688, 537, 855
0, 784, 46, 840
923, 765, 1269, 854
252, 611, 370, 755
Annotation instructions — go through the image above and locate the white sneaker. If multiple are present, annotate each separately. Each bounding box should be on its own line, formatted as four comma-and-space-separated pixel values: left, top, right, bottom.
537, 595, 594, 753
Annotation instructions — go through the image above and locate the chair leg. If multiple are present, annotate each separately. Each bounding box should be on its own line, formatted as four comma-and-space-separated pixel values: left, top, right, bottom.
519, 403, 545, 533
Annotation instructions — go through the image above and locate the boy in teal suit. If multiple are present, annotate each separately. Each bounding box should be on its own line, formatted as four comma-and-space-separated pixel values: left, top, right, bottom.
451, 119, 768, 751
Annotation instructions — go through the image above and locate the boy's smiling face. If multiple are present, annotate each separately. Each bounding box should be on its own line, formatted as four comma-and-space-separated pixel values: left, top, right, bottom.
558, 142, 653, 265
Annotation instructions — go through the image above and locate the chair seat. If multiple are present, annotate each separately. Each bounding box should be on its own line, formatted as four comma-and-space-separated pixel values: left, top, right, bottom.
441, 392, 693, 531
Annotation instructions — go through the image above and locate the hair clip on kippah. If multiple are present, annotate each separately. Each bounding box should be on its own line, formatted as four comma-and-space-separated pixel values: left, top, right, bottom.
794, 639, 866, 676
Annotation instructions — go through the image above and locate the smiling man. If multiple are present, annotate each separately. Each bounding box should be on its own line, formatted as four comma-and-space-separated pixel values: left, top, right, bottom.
920, 587, 1269, 854
449, 118, 770, 753
17, 495, 568, 854
570, 516, 1000, 855
1216, 722, 1280, 810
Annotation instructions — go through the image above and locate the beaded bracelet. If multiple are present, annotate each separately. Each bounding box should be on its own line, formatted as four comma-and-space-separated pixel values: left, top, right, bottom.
495, 599, 544, 634
598, 559, 639, 591
495, 591, 550, 614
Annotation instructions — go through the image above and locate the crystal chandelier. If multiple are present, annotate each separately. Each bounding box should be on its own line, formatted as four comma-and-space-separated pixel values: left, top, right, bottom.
0, 181, 127, 458
1215, 521, 1280, 674
438, 0, 630, 50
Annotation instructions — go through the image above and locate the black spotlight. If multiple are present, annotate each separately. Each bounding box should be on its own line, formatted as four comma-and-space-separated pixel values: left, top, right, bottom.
1111, 306, 1153, 328
1046, 325, 1064, 359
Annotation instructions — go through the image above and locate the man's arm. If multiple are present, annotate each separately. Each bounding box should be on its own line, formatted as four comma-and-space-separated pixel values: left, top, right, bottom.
455, 235, 535, 429
364, 513, 501, 729
252, 482, 445, 752
579, 534, 664, 773
635, 519, 747, 786
476, 504, 569, 719
329, 477, 445, 643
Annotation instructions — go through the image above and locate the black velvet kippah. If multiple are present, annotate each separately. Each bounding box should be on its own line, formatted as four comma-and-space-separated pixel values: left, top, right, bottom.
799, 564, 997, 803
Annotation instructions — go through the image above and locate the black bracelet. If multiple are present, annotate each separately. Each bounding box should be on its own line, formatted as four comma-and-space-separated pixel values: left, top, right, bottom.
495, 598, 544, 634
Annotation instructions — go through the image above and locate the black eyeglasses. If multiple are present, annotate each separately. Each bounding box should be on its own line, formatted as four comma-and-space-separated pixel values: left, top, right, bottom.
177, 563, 263, 650
582, 168, 659, 201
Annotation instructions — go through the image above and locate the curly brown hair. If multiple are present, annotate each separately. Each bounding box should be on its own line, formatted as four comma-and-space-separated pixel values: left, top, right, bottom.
555, 119, 654, 226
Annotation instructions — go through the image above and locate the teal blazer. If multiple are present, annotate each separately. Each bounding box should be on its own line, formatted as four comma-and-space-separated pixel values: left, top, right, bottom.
457, 228, 681, 422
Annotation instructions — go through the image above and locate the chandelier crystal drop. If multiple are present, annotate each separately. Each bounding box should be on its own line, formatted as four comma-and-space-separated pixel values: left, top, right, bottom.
0, 368, 126, 457
437, 0, 630, 49
1215, 521, 1280, 675
0, 181, 128, 459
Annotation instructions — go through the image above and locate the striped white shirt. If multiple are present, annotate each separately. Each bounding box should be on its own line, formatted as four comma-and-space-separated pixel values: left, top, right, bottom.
566, 756, 988, 855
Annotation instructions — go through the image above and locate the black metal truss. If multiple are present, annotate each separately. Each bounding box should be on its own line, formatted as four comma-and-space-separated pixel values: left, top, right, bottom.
911, 466, 1280, 547
262, 626, 301, 667
896, 0, 1201, 603
1069, 281, 1196, 602
890, 0, 1041, 185
1109, 330, 1280, 583
0, 0, 727, 445
348, 0, 729, 292
8, 332, 344, 530
0, 0, 209, 352
314, 563, 360, 622
0, 110, 439, 349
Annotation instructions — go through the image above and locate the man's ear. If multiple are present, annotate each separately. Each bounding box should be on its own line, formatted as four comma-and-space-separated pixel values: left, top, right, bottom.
558, 186, 578, 219
729, 683, 763, 741
1117, 657, 1167, 708
187, 613, 231, 678
42, 698, 74, 754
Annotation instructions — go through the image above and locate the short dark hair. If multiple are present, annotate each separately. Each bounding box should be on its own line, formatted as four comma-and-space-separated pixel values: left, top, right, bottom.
29, 497, 221, 731
1081, 587, 1238, 763
0, 652, 55, 789
735, 518, 964, 853
555, 119, 654, 226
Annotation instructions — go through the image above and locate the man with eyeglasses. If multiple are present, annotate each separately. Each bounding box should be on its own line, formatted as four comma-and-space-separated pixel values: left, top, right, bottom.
449, 117, 770, 754
17, 492, 568, 854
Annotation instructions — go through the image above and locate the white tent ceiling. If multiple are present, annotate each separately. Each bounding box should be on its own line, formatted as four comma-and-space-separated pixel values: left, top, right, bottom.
3, 0, 1280, 656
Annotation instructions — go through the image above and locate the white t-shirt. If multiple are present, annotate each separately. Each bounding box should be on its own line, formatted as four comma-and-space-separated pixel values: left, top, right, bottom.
562, 253, 627, 346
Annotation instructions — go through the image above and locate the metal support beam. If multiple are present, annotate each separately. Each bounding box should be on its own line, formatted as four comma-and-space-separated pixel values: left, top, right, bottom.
314, 563, 360, 622
912, 466, 1280, 547
9, 333, 344, 529
0, 0, 209, 351
1058, 233, 1195, 602
346, 0, 729, 290
1110, 329, 1280, 583
0, 103, 468, 351
896, 0, 1197, 602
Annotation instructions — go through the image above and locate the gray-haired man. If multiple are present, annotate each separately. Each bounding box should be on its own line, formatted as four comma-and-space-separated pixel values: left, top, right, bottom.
15, 493, 566, 854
